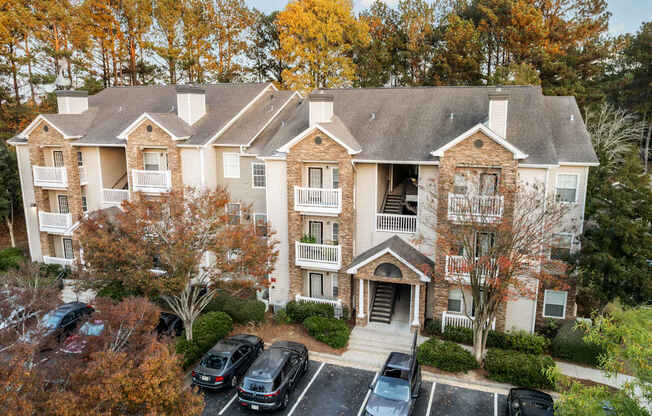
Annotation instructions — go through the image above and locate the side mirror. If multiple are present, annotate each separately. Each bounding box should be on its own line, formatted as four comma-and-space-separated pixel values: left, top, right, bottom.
368, 382, 375, 390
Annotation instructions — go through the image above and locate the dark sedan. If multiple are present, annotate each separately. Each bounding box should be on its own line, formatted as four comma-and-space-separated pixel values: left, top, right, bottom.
156, 312, 183, 337
23, 302, 94, 349
192, 334, 263, 390
507, 388, 554, 416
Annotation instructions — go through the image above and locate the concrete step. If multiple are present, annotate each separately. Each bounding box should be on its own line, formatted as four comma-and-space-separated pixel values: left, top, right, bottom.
369, 317, 391, 324
374, 296, 392, 304
371, 310, 391, 318
372, 303, 392, 312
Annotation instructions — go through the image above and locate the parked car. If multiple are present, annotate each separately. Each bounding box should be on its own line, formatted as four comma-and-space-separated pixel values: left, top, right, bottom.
507, 388, 554, 416
22, 302, 93, 348
156, 312, 183, 337
237, 341, 309, 411
60, 319, 105, 354
364, 352, 422, 416
191, 334, 264, 390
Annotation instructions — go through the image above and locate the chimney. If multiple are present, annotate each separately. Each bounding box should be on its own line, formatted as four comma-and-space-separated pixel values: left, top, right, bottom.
176, 85, 206, 125
56, 90, 88, 114
309, 93, 334, 126
488, 91, 509, 138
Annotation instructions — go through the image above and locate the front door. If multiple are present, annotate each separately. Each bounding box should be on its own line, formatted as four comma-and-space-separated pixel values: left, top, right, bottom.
309, 221, 323, 244
52, 150, 64, 167
308, 167, 323, 188
309, 273, 324, 298
480, 173, 498, 195
58, 195, 70, 214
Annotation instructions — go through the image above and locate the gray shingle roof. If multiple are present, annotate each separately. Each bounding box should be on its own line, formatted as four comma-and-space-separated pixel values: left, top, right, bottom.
346, 235, 434, 276
317, 115, 362, 153
146, 113, 193, 139
257, 86, 597, 165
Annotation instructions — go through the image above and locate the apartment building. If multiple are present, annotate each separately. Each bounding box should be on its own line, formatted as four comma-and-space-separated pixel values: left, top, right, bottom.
9, 84, 598, 334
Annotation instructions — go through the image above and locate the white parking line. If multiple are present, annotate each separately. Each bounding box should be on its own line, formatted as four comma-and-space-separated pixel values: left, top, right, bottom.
494, 392, 498, 416
426, 382, 436, 416
287, 361, 326, 416
218, 393, 238, 416
356, 372, 379, 416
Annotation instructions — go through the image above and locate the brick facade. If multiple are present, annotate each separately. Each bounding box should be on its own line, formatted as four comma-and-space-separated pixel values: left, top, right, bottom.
286, 130, 355, 308
535, 279, 577, 330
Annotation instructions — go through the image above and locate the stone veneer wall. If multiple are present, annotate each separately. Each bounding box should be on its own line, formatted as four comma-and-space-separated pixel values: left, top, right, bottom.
286, 130, 354, 308
125, 120, 183, 199
433, 131, 518, 332
28, 120, 84, 258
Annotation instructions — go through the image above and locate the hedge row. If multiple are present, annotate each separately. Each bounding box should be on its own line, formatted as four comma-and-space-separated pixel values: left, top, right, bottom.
303, 316, 350, 349
417, 338, 478, 373
550, 321, 605, 366
484, 349, 556, 389
439, 325, 549, 355
285, 301, 334, 323
0, 247, 23, 272
176, 311, 233, 368
204, 294, 266, 324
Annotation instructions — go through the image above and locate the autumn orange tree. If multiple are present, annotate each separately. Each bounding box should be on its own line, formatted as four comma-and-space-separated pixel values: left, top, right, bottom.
77, 187, 277, 342
422, 177, 574, 361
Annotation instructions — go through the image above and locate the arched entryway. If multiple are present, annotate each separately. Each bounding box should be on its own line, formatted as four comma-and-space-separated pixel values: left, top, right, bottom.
374, 262, 402, 278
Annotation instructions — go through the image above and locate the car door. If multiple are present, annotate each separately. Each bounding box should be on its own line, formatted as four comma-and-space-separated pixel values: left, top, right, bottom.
236, 346, 252, 375
230, 349, 243, 376
287, 354, 301, 388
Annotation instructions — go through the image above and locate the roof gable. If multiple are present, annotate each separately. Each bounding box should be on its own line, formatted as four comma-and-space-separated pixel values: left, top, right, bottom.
430, 123, 528, 159
18, 115, 80, 139
117, 113, 191, 141
276, 121, 361, 155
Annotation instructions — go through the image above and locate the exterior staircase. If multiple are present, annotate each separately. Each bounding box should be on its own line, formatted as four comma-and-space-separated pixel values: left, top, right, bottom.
369, 283, 396, 323
383, 194, 403, 214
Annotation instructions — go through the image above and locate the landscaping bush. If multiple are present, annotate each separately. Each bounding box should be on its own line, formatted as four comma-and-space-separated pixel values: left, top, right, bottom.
484, 349, 556, 389
175, 311, 233, 368
442, 326, 473, 344
417, 338, 478, 373
204, 294, 266, 324
551, 320, 605, 366
0, 247, 23, 271
303, 316, 349, 349
285, 301, 334, 323
273, 309, 291, 325
424, 319, 442, 336
440, 326, 548, 355
97, 281, 142, 300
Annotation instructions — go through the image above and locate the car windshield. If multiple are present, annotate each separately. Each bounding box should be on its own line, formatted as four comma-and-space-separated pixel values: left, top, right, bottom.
201, 354, 227, 370
243, 378, 273, 392
373, 376, 410, 402
41, 312, 63, 329
79, 321, 104, 336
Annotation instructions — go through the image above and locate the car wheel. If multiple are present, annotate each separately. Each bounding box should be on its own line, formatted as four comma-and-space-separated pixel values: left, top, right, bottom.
280, 392, 289, 410
230, 375, 238, 388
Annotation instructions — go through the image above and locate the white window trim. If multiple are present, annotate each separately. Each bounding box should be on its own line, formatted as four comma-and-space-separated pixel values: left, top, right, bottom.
52, 149, 64, 167
543, 289, 568, 319
549, 232, 574, 260
555, 173, 580, 204
223, 152, 240, 179
332, 167, 339, 189
143, 151, 165, 171
447, 289, 464, 313
62, 237, 74, 260
227, 202, 241, 224
253, 213, 267, 235
251, 162, 266, 189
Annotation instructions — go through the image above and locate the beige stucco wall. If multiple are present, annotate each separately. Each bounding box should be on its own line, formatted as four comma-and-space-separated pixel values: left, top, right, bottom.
215, 147, 266, 213
203, 147, 218, 190
99, 147, 127, 190
15, 145, 42, 261
80, 147, 102, 213
354, 163, 375, 255
265, 159, 289, 304
181, 148, 201, 187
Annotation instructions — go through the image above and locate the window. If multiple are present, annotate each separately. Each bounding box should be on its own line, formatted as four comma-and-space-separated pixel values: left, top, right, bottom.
63, 238, 74, 260
550, 233, 573, 260
227, 203, 240, 224
58, 195, 69, 214
76, 151, 83, 167
227, 249, 241, 263
81, 195, 88, 213
447, 289, 463, 313
480, 173, 497, 195
144, 152, 166, 171
543, 290, 567, 319
254, 213, 267, 237
475, 232, 494, 256
453, 173, 467, 194
252, 163, 266, 188
332, 168, 339, 189
223, 153, 240, 178
53, 150, 64, 167
332, 223, 339, 245
556, 174, 578, 203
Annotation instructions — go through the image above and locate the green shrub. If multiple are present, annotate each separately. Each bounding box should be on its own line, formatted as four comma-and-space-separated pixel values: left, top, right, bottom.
442, 326, 473, 344
417, 338, 478, 373
537, 318, 564, 340
484, 349, 556, 389
97, 281, 142, 300
273, 309, 291, 325
551, 321, 605, 366
285, 301, 334, 323
441, 326, 548, 355
0, 247, 23, 271
303, 316, 349, 349
424, 319, 442, 336
175, 311, 233, 368
204, 294, 266, 324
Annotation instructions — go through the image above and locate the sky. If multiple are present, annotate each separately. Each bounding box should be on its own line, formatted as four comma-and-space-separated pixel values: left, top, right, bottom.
245, 0, 650, 35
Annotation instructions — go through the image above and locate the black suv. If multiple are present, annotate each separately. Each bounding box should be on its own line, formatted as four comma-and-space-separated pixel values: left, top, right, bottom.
192, 334, 264, 390
507, 388, 554, 416
237, 341, 309, 411
364, 352, 422, 416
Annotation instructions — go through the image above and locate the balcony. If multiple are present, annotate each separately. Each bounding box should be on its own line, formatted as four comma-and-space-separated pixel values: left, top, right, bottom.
295, 241, 341, 271
132, 170, 171, 193
33, 166, 67, 189
38, 211, 73, 235
43, 256, 75, 268
441, 311, 495, 332
375, 213, 417, 234
445, 255, 496, 284
294, 187, 341, 214
448, 194, 504, 223
102, 188, 130, 207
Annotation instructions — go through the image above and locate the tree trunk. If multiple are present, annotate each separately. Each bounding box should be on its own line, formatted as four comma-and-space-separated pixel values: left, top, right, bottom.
645, 120, 651, 174
184, 318, 193, 342
129, 38, 137, 86
5, 217, 15, 248
24, 37, 35, 102
472, 324, 485, 363
9, 45, 20, 105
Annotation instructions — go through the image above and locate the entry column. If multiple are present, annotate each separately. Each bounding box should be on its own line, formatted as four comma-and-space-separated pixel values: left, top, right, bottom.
357, 278, 365, 320
411, 284, 420, 327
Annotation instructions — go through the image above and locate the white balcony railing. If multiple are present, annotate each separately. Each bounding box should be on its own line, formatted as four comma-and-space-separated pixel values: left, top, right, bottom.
441, 311, 496, 332
375, 213, 417, 234
445, 255, 497, 284
33, 166, 67, 188
295, 241, 341, 270
43, 256, 74, 268
38, 211, 73, 234
295, 294, 343, 318
132, 170, 171, 193
294, 187, 342, 214
448, 194, 504, 222
102, 189, 130, 207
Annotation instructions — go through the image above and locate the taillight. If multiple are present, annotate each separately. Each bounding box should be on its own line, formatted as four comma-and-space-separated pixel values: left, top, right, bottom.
215, 376, 224, 382
191, 371, 196, 377
263, 390, 279, 397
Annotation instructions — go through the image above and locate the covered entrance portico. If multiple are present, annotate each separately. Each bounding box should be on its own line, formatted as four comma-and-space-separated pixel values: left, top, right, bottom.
346, 236, 433, 332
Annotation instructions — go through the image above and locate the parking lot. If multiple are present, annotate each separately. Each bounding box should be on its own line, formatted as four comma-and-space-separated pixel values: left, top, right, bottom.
201, 361, 508, 416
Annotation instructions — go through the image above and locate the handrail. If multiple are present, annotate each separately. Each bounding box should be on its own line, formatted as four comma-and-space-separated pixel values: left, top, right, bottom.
111, 172, 128, 189
380, 180, 390, 213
